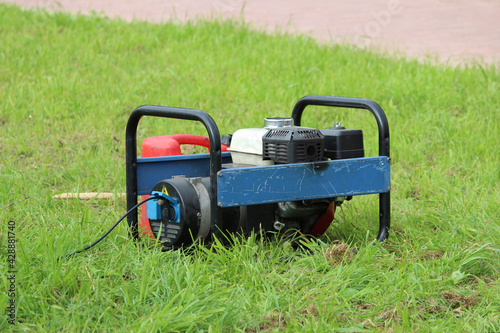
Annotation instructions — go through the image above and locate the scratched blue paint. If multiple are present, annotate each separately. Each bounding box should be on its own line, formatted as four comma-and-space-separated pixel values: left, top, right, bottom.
136, 152, 232, 195
217, 156, 390, 207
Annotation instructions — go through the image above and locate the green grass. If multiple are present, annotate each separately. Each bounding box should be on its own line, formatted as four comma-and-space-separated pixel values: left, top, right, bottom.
1, 4, 499, 331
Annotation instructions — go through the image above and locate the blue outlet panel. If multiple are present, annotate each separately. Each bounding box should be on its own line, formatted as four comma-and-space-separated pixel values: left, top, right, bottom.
146, 191, 181, 223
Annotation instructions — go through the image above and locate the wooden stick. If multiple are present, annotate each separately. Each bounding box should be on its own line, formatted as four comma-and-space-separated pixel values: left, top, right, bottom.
52, 192, 126, 200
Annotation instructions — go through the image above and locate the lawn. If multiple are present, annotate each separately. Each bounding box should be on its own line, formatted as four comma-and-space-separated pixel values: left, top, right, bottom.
0, 4, 499, 332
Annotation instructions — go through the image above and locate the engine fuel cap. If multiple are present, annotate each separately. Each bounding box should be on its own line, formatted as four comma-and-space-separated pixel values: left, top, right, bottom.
264, 117, 293, 129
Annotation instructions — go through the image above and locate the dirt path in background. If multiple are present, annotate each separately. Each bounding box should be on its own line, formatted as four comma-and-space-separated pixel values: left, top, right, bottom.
2, 0, 499, 65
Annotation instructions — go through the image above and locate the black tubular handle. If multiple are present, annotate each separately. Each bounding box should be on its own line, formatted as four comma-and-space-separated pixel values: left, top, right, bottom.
292, 95, 390, 157
291, 95, 391, 241
125, 105, 222, 241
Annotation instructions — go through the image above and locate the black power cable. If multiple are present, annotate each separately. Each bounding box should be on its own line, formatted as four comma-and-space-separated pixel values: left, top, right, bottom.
64, 196, 158, 258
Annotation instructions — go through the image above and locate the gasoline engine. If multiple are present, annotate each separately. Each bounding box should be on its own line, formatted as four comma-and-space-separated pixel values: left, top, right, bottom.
125, 95, 391, 249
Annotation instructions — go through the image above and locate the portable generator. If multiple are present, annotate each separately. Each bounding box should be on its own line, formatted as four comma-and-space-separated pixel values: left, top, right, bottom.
125, 95, 390, 249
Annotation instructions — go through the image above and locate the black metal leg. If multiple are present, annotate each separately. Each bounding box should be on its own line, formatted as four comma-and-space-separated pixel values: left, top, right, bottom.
377, 192, 390, 242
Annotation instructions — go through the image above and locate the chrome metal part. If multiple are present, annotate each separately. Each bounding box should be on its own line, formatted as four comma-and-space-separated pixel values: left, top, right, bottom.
264, 117, 293, 129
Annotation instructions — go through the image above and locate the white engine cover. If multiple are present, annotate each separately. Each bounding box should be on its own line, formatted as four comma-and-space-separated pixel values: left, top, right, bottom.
228, 128, 274, 166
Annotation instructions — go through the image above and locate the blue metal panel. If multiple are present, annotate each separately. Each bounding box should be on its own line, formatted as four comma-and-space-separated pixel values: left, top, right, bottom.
137, 152, 232, 195
217, 156, 390, 207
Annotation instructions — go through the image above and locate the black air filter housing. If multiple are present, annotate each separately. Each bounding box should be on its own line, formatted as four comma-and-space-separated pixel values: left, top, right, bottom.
263, 127, 325, 164
321, 126, 364, 160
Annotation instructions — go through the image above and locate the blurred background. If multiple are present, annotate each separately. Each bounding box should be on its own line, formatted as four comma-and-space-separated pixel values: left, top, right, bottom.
3, 0, 500, 65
